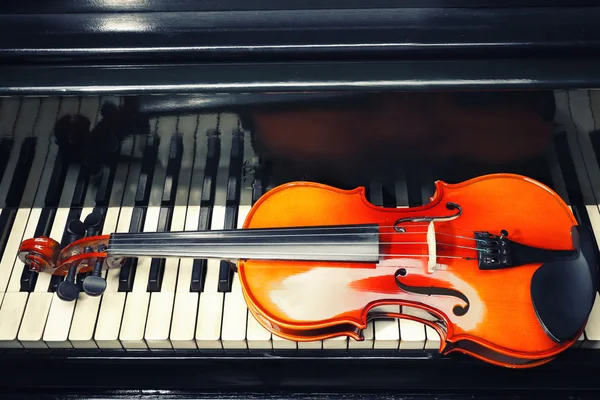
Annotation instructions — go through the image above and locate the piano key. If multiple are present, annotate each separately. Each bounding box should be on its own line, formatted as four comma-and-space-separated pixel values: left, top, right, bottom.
19, 99, 76, 292
196, 114, 236, 350
0, 138, 37, 293
119, 119, 168, 350
238, 129, 273, 351
69, 155, 134, 348
373, 305, 400, 349
145, 118, 191, 349
44, 157, 102, 347
399, 306, 427, 350
369, 181, 400, 350
221, 275, 248, 350
190, 126, 221, 293
0, 139, 14, 195
147, 130, 183, 293
118, 133, 160, 292
221, 195, 252, 350
0, 99, 62, 347
7, 98, 80, 348
17, 163, 80, 348
218, 129, 244, 293
170, 114, 213, 349
94, 203, 137, 348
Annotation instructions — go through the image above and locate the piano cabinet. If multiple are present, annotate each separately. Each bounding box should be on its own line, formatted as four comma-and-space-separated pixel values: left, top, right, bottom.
2, 1, 600, 399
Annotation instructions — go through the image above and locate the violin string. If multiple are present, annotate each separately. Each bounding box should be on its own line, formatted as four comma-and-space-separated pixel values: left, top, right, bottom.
110, 230, 490, 243
105, 249, 472, 260
108, 241, 484, 252
109, 223, 494, 239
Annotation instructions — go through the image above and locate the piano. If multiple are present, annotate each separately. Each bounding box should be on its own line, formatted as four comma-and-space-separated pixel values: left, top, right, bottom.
1, 1, 600, 398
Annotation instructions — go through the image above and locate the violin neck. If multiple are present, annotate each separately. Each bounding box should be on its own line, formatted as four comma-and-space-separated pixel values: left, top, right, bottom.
106, 224, 381, 262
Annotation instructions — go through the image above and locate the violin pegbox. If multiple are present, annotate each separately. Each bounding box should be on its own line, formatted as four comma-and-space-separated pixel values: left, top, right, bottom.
18, 211, 120, 301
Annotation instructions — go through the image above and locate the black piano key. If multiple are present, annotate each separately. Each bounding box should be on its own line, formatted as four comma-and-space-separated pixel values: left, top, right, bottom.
218, 131, 244, 293
161, 135, 183, 204
48, 166, 91, 292
147, 207, 172, 292
217, 207, 238, 292
147, 135, 183, 292
44, 149, 70, 207
134, 135, 159, 205
200, 130, 220, 204
190, 207, 211, 293
0, 138, 14, 184
20, 149, 71, 292
190, 131, 221, 293
0, 138, 36, 262
94, 165, 115, 207
118, 135, 160, 292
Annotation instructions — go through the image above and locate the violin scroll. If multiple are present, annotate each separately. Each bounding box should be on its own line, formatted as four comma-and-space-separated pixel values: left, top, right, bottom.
17, 237, 61, 273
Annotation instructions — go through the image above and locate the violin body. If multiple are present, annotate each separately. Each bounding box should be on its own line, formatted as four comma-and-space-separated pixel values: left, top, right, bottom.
237, 174, 597, 367
17, 173, 599, 368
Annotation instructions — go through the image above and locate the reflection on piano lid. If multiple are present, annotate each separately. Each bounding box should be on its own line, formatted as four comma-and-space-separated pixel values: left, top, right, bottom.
0, 91, 600, 395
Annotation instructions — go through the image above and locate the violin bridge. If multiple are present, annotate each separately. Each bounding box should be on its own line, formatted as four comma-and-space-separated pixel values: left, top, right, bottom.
427, 221, 436, 273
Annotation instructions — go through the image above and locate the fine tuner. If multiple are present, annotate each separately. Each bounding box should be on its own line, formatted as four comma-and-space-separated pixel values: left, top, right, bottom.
17, 173, 600, 369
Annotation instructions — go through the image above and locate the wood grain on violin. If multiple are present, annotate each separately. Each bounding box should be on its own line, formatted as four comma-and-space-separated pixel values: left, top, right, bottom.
17, 173, 599, 368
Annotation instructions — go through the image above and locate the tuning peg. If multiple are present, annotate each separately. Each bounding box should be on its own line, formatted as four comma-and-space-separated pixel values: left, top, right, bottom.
83, 211, 103, 236
82, 244, 107, 296
57, 245, 93, 301
66, 219, 86, 242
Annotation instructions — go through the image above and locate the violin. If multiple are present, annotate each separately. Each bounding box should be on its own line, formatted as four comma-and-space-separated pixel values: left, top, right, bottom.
17, 173, 599, 368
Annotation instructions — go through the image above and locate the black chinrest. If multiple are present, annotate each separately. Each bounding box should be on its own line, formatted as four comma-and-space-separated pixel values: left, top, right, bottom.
530, 225, 599, 343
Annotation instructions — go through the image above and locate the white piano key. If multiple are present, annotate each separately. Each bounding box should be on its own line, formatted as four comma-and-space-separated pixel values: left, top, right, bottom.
42, 97, 102, 348
0, 293, 27, 348
0, 195, 51, 346
17, 163, 81, 348
399, 306, 426, 350
69, 157, 134, 348
298, 340, 322, 350
221, 276, 248, 350
0, 208, 34, 294
195, 113, 235, 349
120, 121, 167, 350
145, 117, 193, 349
170, 114, 214, 349
95, 145, 141, 349
323, 335, 348, 350
221, 198, 252, 350
425, 326, 441, 350
1, 99, 57, 297
246, 313, 273, 350
170, 292, 199, 349
373, 305, 400, 349
272, 333, 298, 350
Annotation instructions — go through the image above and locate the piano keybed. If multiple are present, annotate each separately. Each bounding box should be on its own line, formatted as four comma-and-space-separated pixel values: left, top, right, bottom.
0, 91, 599, 356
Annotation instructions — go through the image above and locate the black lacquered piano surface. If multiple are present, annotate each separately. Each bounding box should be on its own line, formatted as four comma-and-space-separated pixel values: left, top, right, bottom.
3, 1, 600, 398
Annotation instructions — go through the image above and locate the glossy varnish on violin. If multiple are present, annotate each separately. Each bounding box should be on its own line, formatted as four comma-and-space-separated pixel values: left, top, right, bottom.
17, 173, 599, 368
236, 174, 597, 367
